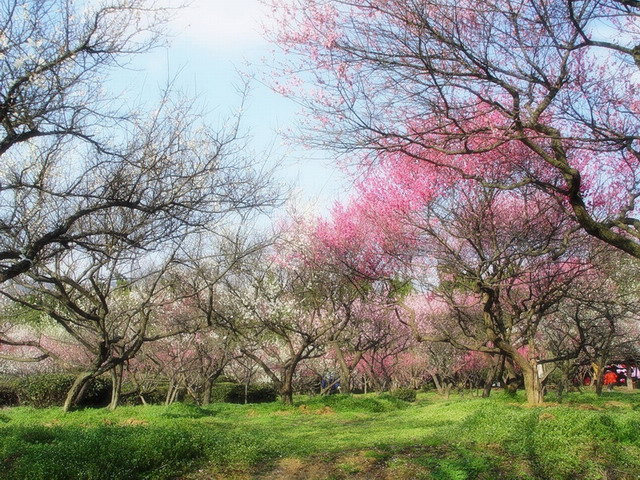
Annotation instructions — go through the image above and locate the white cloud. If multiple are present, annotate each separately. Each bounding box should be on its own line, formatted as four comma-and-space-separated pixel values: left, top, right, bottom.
171, 0, 272, 51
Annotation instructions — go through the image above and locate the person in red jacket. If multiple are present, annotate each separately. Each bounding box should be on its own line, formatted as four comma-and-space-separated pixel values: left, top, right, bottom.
603, 370, 618, 392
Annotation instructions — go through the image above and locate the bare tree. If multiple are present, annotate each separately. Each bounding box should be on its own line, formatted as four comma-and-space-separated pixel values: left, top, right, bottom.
0, 1, 280, 403
2, 246, 179, 411
0, 0, 277, 283
1, 0, 163, 282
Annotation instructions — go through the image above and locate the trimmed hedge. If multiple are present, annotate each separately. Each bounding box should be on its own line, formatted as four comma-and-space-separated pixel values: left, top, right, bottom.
0, 373, 111, 408
210, 382, 277, 404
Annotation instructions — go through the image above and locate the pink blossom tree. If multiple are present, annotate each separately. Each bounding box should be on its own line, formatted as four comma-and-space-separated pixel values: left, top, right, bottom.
269, 0, 640, 259
319, 156, 612, 404
404, 186, 602, 403
324, 300, 403, 394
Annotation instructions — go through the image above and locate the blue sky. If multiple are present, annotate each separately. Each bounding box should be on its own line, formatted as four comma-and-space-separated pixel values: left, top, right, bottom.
113, 0, 349, 215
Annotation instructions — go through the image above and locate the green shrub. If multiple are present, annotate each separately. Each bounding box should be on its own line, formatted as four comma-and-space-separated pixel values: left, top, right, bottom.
120, 382, 170, 406
210, 382, 277, 404
16, 374, 74, 407
12, 374, 111, 408
209, 382, 236, 403
247, 384, 278, 403
0, 376, 20, 407
388, 388, 417, 402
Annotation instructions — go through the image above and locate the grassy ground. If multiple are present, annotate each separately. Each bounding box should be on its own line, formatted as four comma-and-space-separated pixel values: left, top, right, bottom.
1, 390, 640, 479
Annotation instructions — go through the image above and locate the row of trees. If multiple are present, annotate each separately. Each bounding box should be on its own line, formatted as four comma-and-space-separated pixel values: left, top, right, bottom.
1, 0, 639, 410
3, 193, 638, 409
0, 0, 277, 410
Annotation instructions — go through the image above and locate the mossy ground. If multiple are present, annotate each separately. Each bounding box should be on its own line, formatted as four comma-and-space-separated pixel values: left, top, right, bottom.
2, 389, 640, 479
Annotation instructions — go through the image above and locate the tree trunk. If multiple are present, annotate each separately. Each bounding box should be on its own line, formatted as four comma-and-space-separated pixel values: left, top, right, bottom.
595, 379, 604, 395
368, 372, 383, 392
63, 371, 95, 412
280, 371, 294, 405
201, 378, 213, 406
338, 365, 351, 393
165, 379, 175, 405
500, 344, 543, 405
482, 360, 499, 398
169, 385, 180, 405
522, 364, 544, 405
320, 375, 341, 395
432, 373, 444, 396
333, 345, 362, 395
594, 364, 605, 396
107, 364, 123, 410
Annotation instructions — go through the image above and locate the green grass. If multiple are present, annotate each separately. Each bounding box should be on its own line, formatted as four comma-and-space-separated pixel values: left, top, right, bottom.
2, 391, 640, 479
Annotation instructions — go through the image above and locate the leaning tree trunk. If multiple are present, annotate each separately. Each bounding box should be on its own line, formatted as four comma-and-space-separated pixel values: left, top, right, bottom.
431, 373, 445, 396
165, 379, 175, 405
63, 371, 95, 412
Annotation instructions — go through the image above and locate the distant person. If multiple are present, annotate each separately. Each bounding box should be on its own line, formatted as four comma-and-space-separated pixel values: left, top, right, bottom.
603, 370, 618, 392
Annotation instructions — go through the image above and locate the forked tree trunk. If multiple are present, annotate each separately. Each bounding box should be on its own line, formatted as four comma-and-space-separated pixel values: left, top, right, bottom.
63, 371, 95, 412
432, 374, 441, 393
431, 373, 452, 398
333, 345, 362, 395
240, 348, 302, 406
499, 343, 544, 405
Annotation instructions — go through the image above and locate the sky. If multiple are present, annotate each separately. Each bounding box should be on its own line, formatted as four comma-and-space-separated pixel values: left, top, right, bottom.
115, 0, 349, 215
